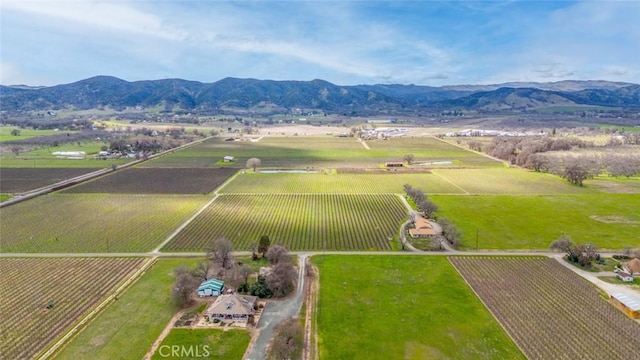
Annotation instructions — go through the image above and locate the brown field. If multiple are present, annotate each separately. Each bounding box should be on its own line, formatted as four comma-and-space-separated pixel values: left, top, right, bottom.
0, 257, 145, 359
0, 168, 96, 193
61, 167, 238, 194
449, 257, 640, 360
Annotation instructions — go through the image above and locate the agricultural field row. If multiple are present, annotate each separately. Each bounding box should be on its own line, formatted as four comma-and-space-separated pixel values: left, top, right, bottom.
0, 168, 97, 194
142, 136, 501, 168
222, 167, 596, 195
0, 194, 209, 253
62, 167, 238, 194
0, 257, 145, 360
449, 257, 640, 360
55, 259, 202, 360
163, 194, 407, 251
220, 172, 463, 194
314, 255, 525, 359
432, 194, 640, 250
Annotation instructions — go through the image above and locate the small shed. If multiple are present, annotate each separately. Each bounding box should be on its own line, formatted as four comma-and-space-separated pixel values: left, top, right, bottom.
616, 272, 634, 282
610, 293, 640, 319
223, 156, 234, 163
385, 161, 404, 167
197, 278, 224, 297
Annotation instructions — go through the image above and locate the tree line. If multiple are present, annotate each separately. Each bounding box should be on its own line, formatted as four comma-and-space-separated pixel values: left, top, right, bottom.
474, 136, 640, 186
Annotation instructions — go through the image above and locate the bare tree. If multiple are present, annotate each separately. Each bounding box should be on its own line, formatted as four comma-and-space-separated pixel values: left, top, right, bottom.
418, 200, 438, 218
246, 157, 262, 172
11, 146, 22, 156
550, 235, 574, 257
554, 156, 600, 186
172, 271, 199, 308
438, 217, 462, 248
269, 318, 303, 360
403, 153, 415, 165
267, 261, 298, 298
467, 141, 483, 152
207, 238, 234, 274
267, 245, 291, 265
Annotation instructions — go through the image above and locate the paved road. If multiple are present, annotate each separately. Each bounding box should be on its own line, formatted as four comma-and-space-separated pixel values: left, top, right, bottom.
245, 254, 308, 360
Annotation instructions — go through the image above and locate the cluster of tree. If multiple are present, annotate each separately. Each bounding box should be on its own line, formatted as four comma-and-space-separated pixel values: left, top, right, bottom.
484, 136, 591, 166
251, 245, 298, 298
171, 237, 298, 308
550, 235, 600, 267
403, 184, 438, 218
268, 318, 303, 360
437, 218, 462, 248
482, 136, 640, 185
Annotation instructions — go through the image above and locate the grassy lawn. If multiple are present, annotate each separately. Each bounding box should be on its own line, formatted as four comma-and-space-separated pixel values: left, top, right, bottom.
0, 127, 76, 142
598, 276, 640, 288
313, 255, 524, 360
150, 329, 250, 360
56, 259, 203, 360
221, 172, 464, 194
584, 175, 640, 194
433, 168, 596, 195
0, 194, 12, 202
432, 194, 640, 250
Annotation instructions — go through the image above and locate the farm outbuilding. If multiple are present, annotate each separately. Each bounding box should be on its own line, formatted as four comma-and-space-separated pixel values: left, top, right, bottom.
197, 278, 224, 297
610, 293, 640, 319
409, 216, 438, 238
616, 272, 634, 282
223, 156, 234, 163
384, 161, 404, 167
206, 294, 258, 323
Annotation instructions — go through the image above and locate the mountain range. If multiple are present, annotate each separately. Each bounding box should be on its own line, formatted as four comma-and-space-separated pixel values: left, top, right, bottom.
1, 76, 638, 115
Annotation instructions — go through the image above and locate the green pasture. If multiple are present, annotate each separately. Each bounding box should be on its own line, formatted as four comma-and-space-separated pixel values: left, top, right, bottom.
432, 194, 640, 250
584, 175, 640, 194
0, 127, 77, 142
220, 172, 464, 194
365, 136, 503, 167
313, 255, 524, 360
163, 194, 407, 252
433, 168, 596, 195
56, 259, 202, 360
0, 194, 209, 253
150, 329, 250, 360
0, 142, 129, 168
0, 194, 12, 202
143, 136, 499, 169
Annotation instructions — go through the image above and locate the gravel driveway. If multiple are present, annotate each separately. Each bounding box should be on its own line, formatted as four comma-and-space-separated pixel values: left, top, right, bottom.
244, 254, 308, 360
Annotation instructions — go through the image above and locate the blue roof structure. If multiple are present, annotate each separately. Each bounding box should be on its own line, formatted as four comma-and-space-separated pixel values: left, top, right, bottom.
197, 278, 224, 292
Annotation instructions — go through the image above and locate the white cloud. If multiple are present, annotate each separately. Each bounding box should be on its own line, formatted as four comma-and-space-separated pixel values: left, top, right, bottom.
2, 0, 186, 40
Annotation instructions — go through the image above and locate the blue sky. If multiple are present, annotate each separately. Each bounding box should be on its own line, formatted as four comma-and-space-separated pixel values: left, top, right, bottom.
1, 0, 639, 86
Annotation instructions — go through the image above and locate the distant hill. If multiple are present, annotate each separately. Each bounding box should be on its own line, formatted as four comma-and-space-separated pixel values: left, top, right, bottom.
434, 85, 640, 111
1, 76, 637, 114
